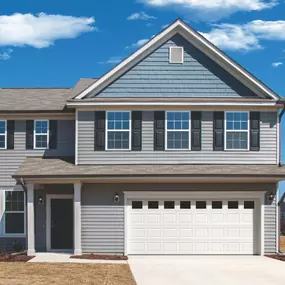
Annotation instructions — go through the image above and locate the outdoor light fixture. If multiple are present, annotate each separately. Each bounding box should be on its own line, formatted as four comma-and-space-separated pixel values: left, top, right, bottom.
114, 193, 120, 203
38, 196, 44, 205
268, 192, 274, 201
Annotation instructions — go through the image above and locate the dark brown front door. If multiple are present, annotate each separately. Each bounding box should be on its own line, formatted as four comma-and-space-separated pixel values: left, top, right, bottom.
50, 199, 73, 250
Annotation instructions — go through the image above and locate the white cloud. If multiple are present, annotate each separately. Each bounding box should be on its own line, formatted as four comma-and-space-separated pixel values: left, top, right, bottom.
99, 57, 123, 65
0, 48, 13, 60
0, 13, 95, 48
200, 24, 262, 51
141, 0, 278, 20
126, 38, 149, 49
272, 62, 283, 67
127, 12, 156, 21
201, 20, 285, 51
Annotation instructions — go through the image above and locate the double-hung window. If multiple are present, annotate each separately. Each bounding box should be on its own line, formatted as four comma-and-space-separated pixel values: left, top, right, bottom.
225, 112, 249, 150
106, 111, 131, 150
166, 111, 190, 150
34, 120, 49, 149
5, 191, 25, 234
0, 120, 7, 149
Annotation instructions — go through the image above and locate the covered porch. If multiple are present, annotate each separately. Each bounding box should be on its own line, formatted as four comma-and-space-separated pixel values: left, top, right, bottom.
12, 157, 285, 256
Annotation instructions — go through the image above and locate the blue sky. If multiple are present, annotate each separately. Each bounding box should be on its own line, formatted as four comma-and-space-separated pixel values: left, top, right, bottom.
1, 0, 285, 198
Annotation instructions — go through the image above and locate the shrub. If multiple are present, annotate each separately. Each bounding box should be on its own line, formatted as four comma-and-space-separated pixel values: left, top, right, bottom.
12, 241, 24, 253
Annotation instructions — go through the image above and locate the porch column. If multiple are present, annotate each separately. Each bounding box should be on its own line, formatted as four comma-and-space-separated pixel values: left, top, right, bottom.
74, 183, 82, 255
27, 183, 35, 256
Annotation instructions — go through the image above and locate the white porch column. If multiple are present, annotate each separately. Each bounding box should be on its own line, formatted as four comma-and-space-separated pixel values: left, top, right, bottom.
74, 183, 82, 256
27, 183, 35, 256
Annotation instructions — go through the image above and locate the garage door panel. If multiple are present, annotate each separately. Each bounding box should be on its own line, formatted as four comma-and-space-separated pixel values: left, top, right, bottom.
128, 198, 257, 255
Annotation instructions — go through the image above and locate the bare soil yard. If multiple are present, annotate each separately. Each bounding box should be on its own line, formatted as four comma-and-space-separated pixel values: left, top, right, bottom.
0, 263, 136, 285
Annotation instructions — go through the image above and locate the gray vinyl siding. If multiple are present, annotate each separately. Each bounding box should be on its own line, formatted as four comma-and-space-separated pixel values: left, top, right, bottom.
78, 111, 277, 165
264, 187, 277, 254
81, 184, 124, 254
95, 34, 258, 98
0, 120, 75, 187
81, 183, 277, 255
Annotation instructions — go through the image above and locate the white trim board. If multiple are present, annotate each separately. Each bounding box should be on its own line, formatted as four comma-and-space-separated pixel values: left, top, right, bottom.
74, 19, 279, 101
46, 194, 73, 252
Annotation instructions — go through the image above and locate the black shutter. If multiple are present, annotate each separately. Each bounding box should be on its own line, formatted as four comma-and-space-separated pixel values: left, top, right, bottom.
26, 120, 34, 150
213, 112, 224, 151
7, 120, 15, 150
250, 112, 260, 151
49, 120, 57, 149
154, 111, 165, 151
94, 111, 105, 151
132, 111, 142, 151
191, 112, 201, 151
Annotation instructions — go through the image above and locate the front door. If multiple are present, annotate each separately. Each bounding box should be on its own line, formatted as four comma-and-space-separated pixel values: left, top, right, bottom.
50, 198, 73, 250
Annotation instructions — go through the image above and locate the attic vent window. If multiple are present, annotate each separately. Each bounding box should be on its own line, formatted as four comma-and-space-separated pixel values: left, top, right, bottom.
169, 47, 184, 64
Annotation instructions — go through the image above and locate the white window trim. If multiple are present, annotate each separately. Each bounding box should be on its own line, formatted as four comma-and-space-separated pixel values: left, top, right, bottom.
165, 111, 191, 151
224, 111, 250, 151
169, 46, 184, 64
3, 189, 26, 237
0, 120, 7, 150
106, 111, 131, 151
34, 120, 49, 150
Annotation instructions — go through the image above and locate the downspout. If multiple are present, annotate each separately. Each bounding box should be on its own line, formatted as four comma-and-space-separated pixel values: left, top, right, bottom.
277, 104, 285, 253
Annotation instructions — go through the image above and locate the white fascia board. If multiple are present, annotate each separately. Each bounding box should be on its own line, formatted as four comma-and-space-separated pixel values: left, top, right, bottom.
66, 101, 277, 108
74, 19, 279, 101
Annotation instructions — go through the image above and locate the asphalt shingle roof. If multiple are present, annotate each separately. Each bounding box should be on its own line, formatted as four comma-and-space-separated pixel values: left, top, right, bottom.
13, 157, 285, 179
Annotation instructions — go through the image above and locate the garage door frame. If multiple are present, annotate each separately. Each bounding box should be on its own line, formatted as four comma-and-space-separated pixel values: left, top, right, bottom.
124, 191, 265, 256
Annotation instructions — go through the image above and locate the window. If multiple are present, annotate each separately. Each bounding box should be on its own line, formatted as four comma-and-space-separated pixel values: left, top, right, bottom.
196, 201, 206, 209
225, 112, 249, 150
169, 47, 184, 64
228, 201, 239, 209
106, 112, 131, 150
148, 201, 159, 209
34, 120, 49, 149
180, 201, 191, 209
132, 201, 143, 209
0, 120, 7, 149
164, 201, 175, 209
244, 201, 255, 209
282, 212, 285, 219
212, 201, 222, 209
166, 111, 190, 150
5, 191, 25, 234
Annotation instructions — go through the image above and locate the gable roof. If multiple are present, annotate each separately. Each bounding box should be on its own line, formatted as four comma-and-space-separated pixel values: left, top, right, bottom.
74, 19, 279, 101
0, 88, 71, 112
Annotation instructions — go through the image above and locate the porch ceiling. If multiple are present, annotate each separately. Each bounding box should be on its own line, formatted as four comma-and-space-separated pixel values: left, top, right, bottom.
12, 157, 285, 182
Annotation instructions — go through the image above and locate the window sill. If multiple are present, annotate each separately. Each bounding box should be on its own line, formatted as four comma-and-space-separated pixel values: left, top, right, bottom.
0, 234, 26, 238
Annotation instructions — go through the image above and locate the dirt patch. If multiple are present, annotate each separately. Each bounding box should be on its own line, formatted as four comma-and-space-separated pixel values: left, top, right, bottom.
0, 263, 136, 285
266, 255, 285, 262
71, 254, 128, 260
280, 236, 285, 252
0, 253, 34, 262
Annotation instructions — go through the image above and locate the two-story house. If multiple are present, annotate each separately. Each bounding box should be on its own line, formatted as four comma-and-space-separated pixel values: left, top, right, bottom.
0, 19, 284, 257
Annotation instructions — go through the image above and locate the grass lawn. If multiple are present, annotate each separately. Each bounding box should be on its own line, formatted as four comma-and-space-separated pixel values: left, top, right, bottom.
281, 236, 285, 253
0, 262, 136, 285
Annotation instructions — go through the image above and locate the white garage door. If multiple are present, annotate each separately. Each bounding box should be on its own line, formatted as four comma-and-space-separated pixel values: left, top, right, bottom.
128, 199, 257, 254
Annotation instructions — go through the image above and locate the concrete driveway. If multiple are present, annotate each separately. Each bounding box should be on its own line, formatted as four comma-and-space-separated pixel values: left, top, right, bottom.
129, 256, 285, 285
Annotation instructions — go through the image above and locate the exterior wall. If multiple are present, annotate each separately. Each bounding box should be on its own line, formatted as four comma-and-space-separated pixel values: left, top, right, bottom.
96, 34, 257, 98
0, 237, 26, 252
78, 111, 277, 165
0, 119, 75, 187
81, 183, 277, 255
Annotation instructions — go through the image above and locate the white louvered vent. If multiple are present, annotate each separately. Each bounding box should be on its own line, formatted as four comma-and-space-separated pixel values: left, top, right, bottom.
169, 47, 184, 64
